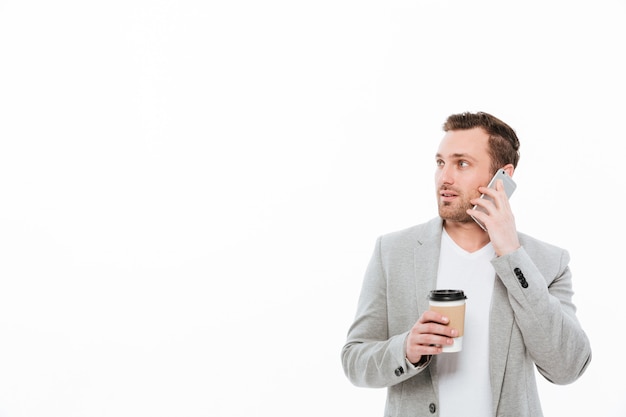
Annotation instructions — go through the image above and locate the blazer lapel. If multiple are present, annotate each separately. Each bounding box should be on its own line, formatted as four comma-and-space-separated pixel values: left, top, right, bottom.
413, 218, 444, 395
489, 277, 515, 414
413, 218, 443, 316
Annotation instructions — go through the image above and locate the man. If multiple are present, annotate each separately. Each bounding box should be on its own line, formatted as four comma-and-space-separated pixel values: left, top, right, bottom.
341, 112, 591, 417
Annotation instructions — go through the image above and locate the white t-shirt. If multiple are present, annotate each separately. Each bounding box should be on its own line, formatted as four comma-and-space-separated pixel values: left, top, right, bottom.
435, 229, 495, 417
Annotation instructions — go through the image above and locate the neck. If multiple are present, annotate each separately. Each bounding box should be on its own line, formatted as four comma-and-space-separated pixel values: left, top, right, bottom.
443, 220, 490, 253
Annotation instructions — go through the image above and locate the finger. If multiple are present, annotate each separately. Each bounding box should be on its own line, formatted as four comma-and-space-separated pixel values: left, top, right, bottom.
409, 333, 455, 352
478, 181, 504, 200
412, 344, 444, 356
419, 310, 450, 325
468, 198, 494, 214
406, 342, 443, 362
419, 322, 459, 338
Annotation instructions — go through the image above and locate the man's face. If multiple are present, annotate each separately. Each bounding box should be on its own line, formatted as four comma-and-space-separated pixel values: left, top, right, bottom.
434, 127, 493, 224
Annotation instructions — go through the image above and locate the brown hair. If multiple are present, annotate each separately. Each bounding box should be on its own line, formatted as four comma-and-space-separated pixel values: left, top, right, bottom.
443, 111, 520, 172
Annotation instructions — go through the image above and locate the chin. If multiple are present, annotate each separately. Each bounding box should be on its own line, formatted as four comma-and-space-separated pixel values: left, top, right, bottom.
438, 208, 473, 224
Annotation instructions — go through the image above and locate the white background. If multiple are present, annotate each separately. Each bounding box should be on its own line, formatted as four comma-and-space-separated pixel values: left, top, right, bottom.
0, 1, 624, 416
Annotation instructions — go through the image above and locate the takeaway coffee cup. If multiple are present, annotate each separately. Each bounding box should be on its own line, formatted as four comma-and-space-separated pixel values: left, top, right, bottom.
428, 289, 467, 352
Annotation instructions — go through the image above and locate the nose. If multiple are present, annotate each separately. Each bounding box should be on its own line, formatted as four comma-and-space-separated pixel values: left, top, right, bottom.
437, 165, 454, 186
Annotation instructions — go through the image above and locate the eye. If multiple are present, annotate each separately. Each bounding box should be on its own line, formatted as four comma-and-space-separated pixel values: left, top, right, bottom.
458, 160, 469, 168
436, 159, 444, 167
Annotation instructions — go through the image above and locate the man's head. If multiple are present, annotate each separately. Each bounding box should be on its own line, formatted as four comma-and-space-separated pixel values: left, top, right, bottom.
435, 112, 520, 225
443, 111, 520, 173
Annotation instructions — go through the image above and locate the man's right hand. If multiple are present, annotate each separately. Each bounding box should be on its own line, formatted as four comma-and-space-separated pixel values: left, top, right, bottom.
405, 310, 458, 364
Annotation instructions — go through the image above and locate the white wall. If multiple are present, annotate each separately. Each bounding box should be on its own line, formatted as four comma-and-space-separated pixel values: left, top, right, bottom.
0, 1, 623, 416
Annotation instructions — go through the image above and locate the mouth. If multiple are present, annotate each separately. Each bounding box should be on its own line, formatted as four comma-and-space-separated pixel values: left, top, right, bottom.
439, 189, 459, 202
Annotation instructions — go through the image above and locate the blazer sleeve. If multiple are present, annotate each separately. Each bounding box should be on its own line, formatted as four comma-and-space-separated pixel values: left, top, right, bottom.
341, 237, 430, 388
491, 244, 592, 384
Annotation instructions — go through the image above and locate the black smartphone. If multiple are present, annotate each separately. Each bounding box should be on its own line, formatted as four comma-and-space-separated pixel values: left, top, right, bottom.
470, 169, 517, 231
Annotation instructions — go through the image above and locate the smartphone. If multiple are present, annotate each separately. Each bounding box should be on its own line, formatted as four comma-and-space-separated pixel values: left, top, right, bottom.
470, 169, 517, 231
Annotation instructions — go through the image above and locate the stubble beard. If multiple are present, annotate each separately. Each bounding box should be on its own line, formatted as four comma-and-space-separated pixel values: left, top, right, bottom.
438, 196, 474, 224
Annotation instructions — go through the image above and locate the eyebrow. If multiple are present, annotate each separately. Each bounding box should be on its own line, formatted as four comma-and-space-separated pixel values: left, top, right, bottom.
435, 152, 477, 160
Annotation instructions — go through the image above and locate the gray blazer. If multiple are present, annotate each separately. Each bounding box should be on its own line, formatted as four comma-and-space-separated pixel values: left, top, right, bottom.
341, 218, 591, 417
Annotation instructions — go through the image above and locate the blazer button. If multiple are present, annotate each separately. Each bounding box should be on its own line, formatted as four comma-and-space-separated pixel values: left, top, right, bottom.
429, 403, 436, 413
394, 367, 404, 376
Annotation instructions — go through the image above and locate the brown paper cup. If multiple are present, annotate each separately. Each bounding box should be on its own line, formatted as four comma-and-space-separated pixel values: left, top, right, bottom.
428, 290, 467, 352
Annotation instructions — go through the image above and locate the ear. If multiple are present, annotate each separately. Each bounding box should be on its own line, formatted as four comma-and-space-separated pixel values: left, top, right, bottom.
502, 163, 515, 178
